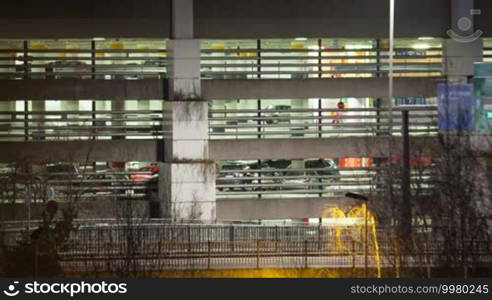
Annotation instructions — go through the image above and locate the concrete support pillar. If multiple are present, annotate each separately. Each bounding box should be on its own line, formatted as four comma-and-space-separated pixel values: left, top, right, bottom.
444, 0, 483, 83
443, 39, 483, 83
158, 0, 216, 221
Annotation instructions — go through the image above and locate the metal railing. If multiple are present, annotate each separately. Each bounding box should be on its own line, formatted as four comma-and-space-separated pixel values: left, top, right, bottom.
0, 106, 438, 141
217, 166, 434, 199
201, 47, 443, 79
0, 170, 156, 201
2, 224, 490, 273
0, 45, 167, 80
0, 164, 433, 202
0, 110, 165, 141
209, 106, 439, 139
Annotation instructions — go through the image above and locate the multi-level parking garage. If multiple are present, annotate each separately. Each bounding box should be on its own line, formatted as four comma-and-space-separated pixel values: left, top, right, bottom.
0, 0, 491, 224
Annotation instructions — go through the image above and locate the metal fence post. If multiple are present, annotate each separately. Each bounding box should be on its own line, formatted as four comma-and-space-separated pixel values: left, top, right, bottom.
34, 240, 39, 278
304, 240, 308, 269
274, 226, 278, 252
230, 225, 235, 252
23, 41, 29, 141
352, 240, 356, 273
256, 240, 260, 269
187, 225, 191, 253
400, 109, 412, 237
207, 240, 211, 269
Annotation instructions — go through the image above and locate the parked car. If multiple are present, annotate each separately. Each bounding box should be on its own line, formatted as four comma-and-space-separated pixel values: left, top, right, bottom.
83, 172, 134, 197
44, 61, 92, 79
45, 163, 81, 180
281, 170, 325, 191
264, 105, 291, 124
305, 159, 339, 177
216, 162, 250, 191
279, 159, 340, 191
130, 164, 159, 182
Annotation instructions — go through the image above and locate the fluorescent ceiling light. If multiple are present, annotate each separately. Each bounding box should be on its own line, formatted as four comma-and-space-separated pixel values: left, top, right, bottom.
92, 37, 106, 41
418, 37, 435, 40
412, 43, 430, 50
295, 37, 307, 41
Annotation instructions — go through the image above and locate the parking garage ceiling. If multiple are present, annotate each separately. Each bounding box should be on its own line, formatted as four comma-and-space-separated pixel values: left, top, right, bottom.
0, 0, 491, 39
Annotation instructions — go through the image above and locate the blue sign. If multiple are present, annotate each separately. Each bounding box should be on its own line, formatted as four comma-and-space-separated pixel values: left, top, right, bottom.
438, 84, 473, 131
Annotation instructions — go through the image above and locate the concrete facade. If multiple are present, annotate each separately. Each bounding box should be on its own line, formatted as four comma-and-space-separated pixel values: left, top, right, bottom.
0, 0, 491, 223
0, 137, 441, 163
0, 78, 438, 101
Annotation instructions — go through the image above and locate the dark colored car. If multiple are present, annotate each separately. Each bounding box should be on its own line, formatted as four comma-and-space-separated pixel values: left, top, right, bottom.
83, 172, 134, 197
305, 159, 339, 177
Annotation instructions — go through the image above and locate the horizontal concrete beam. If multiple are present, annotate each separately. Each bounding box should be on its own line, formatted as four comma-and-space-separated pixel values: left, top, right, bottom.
210, 137, 439, 160
3, 135, 490, 163
0, 137, 439, 163
1, 77, 439, 101
0, 79, 165, 100
0, 140, 162, 163
202, 78, 442, 99
216, 197, 358, 220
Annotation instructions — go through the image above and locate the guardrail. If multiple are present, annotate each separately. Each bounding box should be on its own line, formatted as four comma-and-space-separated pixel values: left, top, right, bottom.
0, 110, 165, 141
0, 107, 438, 141
0, 165, 434, 202
201, 47, 443, 79
209, 106, 439, 139
0, 46, 167, 80
217, 166, 434, 199
0, 170, 156, 201
0, 43, 444, 80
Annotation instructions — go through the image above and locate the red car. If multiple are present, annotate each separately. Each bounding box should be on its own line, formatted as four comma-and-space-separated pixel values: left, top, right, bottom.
130, 165, 159, 182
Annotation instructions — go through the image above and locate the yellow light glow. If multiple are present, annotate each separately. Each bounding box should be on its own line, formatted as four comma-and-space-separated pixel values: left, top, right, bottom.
290, 43, 306, 50
322, 204, 381, 278
109, 43, 125, 50
31, 44, 48, 50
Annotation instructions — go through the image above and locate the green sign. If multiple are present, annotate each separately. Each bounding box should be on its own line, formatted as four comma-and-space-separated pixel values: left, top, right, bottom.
473, 63, 492, 133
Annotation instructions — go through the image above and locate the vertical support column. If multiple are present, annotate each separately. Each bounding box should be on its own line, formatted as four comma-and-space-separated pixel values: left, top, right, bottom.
317, 39, 323, 138
444, 0, 483, 83
159, 0, 215, 221
256, 40, 262, 199
443, 39, 483, 83
23, 41, 29, 141
400, 110, 412, 237
91, 40, 97, 141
